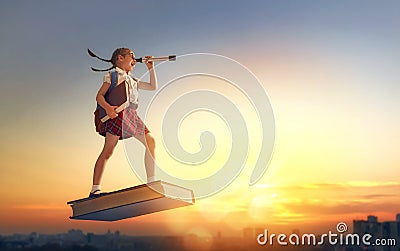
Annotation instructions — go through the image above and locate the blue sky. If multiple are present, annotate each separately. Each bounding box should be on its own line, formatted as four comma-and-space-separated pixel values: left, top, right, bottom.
1, 0, 399, 103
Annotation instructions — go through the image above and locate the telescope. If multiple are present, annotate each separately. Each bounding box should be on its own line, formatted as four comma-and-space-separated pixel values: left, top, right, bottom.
88, 48, 176, 72
135, 55, 176, 63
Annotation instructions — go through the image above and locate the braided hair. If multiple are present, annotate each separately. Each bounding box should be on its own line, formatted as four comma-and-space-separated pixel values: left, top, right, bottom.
88, 48, 132, 72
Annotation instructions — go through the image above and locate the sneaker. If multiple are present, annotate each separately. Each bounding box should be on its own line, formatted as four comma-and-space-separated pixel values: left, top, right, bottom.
88, 189, 101, 198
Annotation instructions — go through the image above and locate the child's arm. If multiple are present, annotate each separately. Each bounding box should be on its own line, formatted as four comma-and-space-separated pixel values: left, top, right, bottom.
138, 56, 158, 91
96, 82, 118, 119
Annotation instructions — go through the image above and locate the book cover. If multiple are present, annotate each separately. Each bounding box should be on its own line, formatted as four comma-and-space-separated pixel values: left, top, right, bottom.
67, 181, 195, 221
99, 81, 130, 123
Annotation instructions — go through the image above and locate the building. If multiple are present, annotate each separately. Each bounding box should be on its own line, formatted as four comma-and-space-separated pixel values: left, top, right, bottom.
353, 214, 399, 251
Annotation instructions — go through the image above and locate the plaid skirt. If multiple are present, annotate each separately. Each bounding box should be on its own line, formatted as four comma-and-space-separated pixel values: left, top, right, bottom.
99, 106, 149, 140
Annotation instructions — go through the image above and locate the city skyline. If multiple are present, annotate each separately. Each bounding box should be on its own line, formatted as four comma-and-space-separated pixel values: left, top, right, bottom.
1, 213, 399, 251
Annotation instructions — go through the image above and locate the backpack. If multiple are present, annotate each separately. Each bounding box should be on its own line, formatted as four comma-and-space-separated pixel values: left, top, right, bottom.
94, 71, 118, 132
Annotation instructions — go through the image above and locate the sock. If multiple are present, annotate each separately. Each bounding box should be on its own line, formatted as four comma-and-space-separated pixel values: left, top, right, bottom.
91, 185, 101, 194
147, 176, 156, 183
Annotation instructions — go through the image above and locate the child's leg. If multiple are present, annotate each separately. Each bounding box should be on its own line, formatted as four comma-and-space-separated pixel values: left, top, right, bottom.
92, 132, 120, 187
133, 133, 156, 182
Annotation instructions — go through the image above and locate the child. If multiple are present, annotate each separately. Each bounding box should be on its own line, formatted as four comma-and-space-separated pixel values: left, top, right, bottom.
90, 47, 157, 197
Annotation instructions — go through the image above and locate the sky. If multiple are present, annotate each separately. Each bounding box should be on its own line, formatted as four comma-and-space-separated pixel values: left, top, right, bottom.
0, 0, 400, 238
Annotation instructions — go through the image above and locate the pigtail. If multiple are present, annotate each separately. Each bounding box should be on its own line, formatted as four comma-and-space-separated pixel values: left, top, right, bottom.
90, 66, 114, 72
87, 48, 115, 72
87, 49, 112, 63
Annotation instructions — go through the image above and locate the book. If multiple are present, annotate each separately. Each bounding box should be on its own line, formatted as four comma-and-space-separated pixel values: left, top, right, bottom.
99, 81, 130, 123
67, 181, 195, 221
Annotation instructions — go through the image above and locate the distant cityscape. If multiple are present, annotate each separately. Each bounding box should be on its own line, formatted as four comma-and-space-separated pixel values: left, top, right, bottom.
1, 214, 399, 251
350, 214, 400, 251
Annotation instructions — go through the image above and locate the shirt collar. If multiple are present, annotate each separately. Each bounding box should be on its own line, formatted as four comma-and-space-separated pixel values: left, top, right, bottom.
115, 67, 133, 77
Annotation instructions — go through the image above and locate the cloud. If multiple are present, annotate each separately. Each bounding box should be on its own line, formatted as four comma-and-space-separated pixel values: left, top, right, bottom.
264, 181, 400, 191
360, 194, 397, 200
281, 200, 400, 216
249, 180, 400, 222
10, 204, 65, 211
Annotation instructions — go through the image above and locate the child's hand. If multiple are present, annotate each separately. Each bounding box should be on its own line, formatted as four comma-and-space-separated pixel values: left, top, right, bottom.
144, 56, 154, 69
106, 105, 118, 119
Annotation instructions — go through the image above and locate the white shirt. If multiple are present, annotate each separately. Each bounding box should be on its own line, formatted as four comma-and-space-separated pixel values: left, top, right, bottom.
102, 67, 139, 105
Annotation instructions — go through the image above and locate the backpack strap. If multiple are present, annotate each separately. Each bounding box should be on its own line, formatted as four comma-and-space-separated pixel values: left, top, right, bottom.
110, 71, 118, 89
97, 71, 118, 109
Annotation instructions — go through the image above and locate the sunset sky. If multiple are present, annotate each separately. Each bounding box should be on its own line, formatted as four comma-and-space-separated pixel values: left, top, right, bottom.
1, 1, 400, 237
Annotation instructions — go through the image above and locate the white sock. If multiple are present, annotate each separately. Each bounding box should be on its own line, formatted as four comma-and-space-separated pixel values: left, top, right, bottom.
147, 176, 156, 183
91, 185, 101, 194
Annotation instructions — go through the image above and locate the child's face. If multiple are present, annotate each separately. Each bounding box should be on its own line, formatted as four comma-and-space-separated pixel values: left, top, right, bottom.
118, 50, 136, 72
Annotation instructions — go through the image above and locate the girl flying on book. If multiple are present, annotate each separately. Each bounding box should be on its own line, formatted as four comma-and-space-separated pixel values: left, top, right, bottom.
89, 48, 157, 197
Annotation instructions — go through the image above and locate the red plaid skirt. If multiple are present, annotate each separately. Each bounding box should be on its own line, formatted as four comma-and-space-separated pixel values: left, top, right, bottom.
99, 106, 149, 140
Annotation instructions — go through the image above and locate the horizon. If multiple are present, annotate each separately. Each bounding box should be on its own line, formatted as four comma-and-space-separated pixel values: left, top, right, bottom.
3, 212, 400, 236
